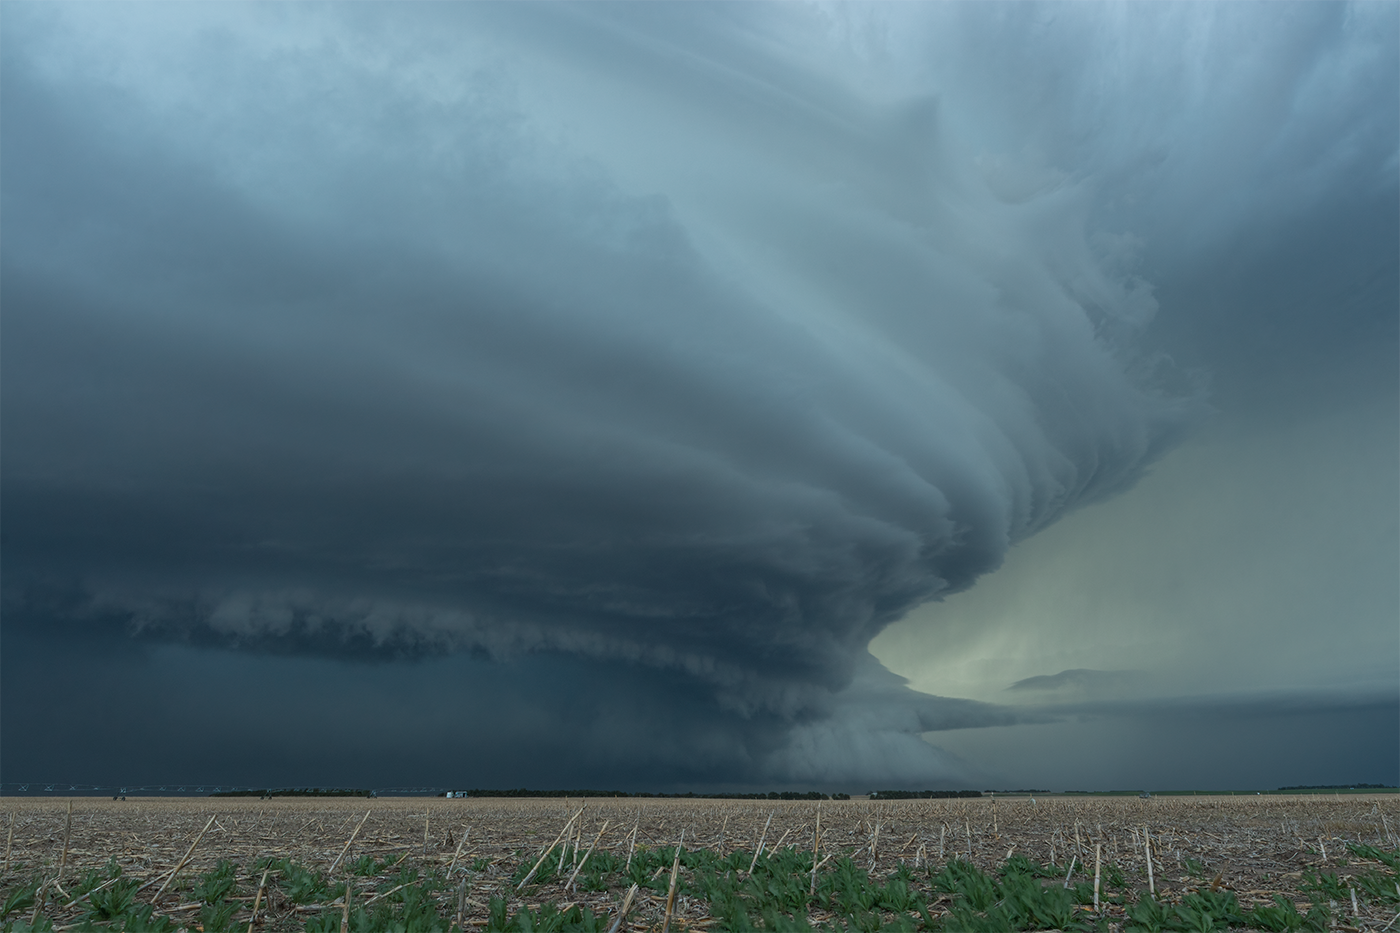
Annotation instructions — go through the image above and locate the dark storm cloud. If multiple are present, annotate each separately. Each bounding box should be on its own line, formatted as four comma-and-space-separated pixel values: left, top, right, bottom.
879, 1, 1399, 407
2, 2, 1392, 788
10, 0, 1400, 784
2, 597, 1033, 789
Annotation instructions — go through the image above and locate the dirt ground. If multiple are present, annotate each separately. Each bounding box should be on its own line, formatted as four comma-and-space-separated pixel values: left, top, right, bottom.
2, 793, 1397, 929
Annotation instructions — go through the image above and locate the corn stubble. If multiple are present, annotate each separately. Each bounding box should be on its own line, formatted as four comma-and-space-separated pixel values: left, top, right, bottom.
0, 793, 1396, 931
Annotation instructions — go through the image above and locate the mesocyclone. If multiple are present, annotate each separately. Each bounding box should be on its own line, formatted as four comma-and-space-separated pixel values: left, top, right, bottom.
1, 3, 1210, 783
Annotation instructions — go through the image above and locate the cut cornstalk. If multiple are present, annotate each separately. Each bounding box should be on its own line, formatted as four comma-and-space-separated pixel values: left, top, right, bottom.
811, 850, 833, 897
662, 829, 685, 933
562, 809, 586, 875
363, 880, 414, 905
57, 801, 73, 883
566, 821, 609, 891
624, 818, 639, 873
246, 866, 270, 933
152, 814, 218, 901
747, 813, 774, 875
53, 875, 119, 913
1144, 827, 1155, 895
3, 811, 13, 875
455, 880, 468, 930
328, 810, 372, 875
30, 880, 48, 927
1093, 844, 1102, 911
606, 883, 639, 933
447, 827, 471, 875
517, 805, 586, 891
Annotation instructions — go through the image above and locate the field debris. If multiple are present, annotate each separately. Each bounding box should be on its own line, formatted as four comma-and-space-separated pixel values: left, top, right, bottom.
0, 793, 1397, 930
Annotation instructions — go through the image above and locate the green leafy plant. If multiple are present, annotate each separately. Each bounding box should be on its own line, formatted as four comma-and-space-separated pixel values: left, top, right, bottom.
109, 902, 179, 932
199, 899, 239, 933
257, 858, 344, 906
1, 918, 55, 933
1300, 869, 1349, 903
0, 882, 38, 922
1348, 844, 1400, 870
84, 878, 138, 923
192, 860, 239, 905
1247, 895, 1328, 932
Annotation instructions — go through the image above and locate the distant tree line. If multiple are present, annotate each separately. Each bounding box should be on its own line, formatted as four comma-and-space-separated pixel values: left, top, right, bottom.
867, 790, 983, 799
210, 788, 373, 798
443, 789, 851, 800
1276, 784, 1396, 790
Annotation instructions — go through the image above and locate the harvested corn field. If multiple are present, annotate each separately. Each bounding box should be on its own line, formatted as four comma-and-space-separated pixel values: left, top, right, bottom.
1, 793, 1397, 930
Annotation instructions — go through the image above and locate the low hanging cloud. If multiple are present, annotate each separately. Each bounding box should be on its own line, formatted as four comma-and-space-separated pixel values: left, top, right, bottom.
1007, 670, 1141, 701
0, 3, 1253, 785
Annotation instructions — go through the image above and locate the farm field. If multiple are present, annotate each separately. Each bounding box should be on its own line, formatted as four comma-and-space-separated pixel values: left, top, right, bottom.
1, 794, 1397, 931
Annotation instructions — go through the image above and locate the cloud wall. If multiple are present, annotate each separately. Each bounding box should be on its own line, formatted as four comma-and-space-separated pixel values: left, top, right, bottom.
6, 2, 1389, 786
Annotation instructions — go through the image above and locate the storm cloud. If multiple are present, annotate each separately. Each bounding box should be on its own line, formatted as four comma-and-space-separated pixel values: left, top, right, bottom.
865, 2, 1397, 789
3, 3, 1394, 790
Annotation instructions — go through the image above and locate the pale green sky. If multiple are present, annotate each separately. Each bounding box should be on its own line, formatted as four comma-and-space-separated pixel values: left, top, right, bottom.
869, 392, 1398, 787
872, 399, 1399, 706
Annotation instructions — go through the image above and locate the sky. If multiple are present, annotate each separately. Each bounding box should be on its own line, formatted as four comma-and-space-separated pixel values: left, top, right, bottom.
2, 2, 1396, 794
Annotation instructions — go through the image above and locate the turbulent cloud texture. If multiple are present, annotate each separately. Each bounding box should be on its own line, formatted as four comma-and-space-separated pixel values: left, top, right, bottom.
2, 2, 1394, 789
862, 2, 1397, 788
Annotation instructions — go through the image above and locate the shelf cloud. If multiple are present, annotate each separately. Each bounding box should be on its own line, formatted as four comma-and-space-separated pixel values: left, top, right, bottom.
2, 3, 1393, 789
